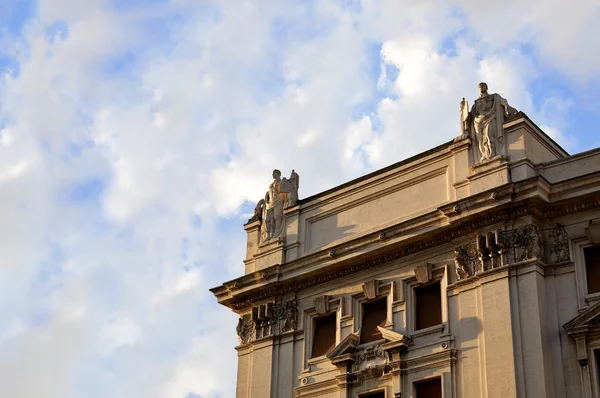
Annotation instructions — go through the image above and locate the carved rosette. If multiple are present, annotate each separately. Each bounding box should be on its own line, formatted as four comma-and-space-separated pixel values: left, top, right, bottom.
454, 245, 479, 281
236, 299, 298, 345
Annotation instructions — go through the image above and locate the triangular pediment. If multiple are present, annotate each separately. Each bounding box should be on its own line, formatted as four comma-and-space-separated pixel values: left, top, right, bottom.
377, 326, 411, 345
563, 301, 600, 333
326, 332, 359, 359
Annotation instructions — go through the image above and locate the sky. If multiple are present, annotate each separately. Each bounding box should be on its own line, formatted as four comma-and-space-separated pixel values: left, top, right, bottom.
0, 0, 599, 397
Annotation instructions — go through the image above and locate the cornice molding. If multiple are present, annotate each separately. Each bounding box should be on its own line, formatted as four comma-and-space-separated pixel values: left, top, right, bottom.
216, 185, 600, 310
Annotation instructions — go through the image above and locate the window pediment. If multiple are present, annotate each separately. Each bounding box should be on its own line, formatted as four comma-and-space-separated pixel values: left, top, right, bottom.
564, 301, 600, 335
326, 332, 359, 359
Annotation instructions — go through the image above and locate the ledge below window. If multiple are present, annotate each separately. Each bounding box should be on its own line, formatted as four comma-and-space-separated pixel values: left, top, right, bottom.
412, 324, 444, 338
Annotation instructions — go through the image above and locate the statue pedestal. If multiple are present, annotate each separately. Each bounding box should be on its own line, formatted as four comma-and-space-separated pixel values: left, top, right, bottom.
467, 156, 510, 195
243, 219, 261, 274
254, 237, 285, 272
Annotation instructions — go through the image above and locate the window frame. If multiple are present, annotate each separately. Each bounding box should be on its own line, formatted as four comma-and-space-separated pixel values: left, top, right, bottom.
414, 280, 443, 331
574, 237, 600, 310
588, 340, 600, 398
359, 297, 388, 344
352, 281, 395, 348
310, 312, 337, 359
405, 264, 448, 337
413, 376, 443, 398
303, 296, 343, 371
358, 389, 386, 398
585, 245, 600, 294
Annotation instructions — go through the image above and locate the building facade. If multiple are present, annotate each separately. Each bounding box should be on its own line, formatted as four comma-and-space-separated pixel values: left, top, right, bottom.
211, 84, 600, 398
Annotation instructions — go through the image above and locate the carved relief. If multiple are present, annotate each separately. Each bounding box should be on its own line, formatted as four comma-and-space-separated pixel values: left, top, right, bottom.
549, 224, 570, 262
455, 224, 544, 281
476, 230, 502, 272
236, 315, 253, 345
355, 343, 388, 367
236, 299, 298, 345
499, 224, 544, 264
454, 245, 478, 280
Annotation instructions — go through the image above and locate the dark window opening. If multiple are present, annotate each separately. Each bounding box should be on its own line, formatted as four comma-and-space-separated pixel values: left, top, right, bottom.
360, 298, 387, 344
415, 281, 442, 330
415, 377, 442, 398
360, 391, 385, 398
311, 313, 336, 358
585, 245, 600, 294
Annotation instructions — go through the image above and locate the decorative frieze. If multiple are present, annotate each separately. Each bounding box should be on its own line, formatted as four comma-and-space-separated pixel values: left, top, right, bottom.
499, 224, 543, 264
476, 230, 502, 272
454, 224, 544, 281
236, 299, 298, 345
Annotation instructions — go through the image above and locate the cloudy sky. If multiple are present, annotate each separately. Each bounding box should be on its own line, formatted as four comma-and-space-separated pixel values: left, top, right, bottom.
1, 0, 599, 397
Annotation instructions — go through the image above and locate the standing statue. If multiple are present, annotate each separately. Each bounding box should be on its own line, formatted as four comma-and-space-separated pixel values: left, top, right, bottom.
260, 169, 300, 242
458, 82, 518, 163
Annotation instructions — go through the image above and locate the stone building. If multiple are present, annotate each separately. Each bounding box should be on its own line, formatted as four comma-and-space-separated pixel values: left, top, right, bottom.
210, 83, 600, 398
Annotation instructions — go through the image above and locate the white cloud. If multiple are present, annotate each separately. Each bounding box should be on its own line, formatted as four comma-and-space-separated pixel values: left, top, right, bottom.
0, 0, 598, 397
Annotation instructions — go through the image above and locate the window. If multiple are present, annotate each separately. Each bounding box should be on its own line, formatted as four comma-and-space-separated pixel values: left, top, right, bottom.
595, 349, 600, 389
360, 391, 385, 398
311, 313, 336, 358
415, 378, 442, 398
360, 299, 387, 344
585, 245, 600, 294
415, 281, 441, 330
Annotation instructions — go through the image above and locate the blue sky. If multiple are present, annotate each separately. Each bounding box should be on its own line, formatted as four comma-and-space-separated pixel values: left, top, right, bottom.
1, 1, 600, 397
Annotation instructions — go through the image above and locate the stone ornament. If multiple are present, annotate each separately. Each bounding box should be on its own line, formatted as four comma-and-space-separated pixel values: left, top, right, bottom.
454, 245, 479, 281
259, 169, 299, 242
414, 263, 432, 284
235, 299, 298, 345
586, 220, 600, 244
458, 82, 518, 163
549, 224, 570, 262
499, 224, 544, 264
313, 295, 331, 315
454, 224, 544, 281
362, 280, 379, 300
476, 230, 503, 272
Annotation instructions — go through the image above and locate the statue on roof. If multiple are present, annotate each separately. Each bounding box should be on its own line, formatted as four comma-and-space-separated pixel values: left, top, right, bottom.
259, 169, 299, 242
458, 82, 518, 163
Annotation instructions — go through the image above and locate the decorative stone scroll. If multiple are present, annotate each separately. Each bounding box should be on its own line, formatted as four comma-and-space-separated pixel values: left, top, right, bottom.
454, 224, 544, 281
235, 299, 298, 345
